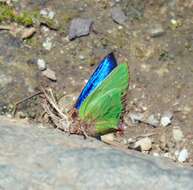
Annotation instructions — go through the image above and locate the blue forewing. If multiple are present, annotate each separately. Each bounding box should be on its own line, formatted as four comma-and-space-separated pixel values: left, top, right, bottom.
74, 52, 117, 109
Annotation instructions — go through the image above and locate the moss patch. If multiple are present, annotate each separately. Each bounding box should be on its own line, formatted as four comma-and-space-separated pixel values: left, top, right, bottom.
0, 3, 56, 28
0, 3, 33, 26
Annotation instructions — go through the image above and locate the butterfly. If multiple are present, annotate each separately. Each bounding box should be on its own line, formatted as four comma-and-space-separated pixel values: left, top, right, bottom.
72, 52, 129, 136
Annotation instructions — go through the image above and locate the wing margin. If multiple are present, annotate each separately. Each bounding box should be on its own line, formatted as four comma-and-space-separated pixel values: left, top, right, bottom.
74, 52, 117, 109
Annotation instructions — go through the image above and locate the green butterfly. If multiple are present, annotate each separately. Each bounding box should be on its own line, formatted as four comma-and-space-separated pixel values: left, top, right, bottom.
42, 53, 128, 136
77, 63, 129, 136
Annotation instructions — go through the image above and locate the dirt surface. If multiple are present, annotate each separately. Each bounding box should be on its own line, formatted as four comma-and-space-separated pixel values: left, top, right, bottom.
0, 0, 193, 166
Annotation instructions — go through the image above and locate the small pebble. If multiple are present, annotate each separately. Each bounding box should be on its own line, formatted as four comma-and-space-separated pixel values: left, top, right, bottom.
134, 137, 152, 151
118, 25, 123, 30
122, 138, 128, 145
111, 6, 127, 25
40, 9, 48, 17
101, 133, 114, 143
48, 11, 55, 19
69, 18, 93, 40
41, 26, 50, 33
127, 138, 136, 143
129, 112, 144, 124
37, 59, 47, 71
163, 152, 173, 159
43, 37, 52, 50
161, 111, 173, 127
149, 24, 165, 37
40, 9, 55, 19
172, 127, 184, 142
175, 150, 180, 157
147, 114, 159, 127
153, 152, 160, 157
178, 149, 188, 162
42, 68, 57, 81
16, 111, 26, 119
21, 27, 36, 39
79, 55, 85, 60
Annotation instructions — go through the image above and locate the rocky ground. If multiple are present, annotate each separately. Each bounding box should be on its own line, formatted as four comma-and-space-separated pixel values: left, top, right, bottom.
0, 0, 193, 168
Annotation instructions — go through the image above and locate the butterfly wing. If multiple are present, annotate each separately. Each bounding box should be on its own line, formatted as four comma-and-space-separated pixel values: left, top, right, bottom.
74, 52, 117, 109
79, 64, 129, 135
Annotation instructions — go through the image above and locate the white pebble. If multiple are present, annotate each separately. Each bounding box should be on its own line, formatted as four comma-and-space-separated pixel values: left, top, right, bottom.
79, 55, 85, 60
174, 150, 179, 157
43, 38, 52, 50
122, 138, 128, 145
41, 26, 49, 33
127, 138, 135, 143
48, 11, 55, 19
37, 59, 46, 71
161, 111, 173, 127
171, 19, 177, 25
118, 25, 123, 30
153, 152, 160, 157
178, 149, 188, 163
40, 9, 48, 17
163, 152, 173, 159
134, 137, 152, 151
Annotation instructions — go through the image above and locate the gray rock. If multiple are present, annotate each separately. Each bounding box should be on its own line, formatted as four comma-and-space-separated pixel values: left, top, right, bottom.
42, 68, 57, 81
111, 6, 127, 24
149, 24, 165, 37
122, 0, 144, 20
0, 116, 193, 190
68, 18, 93, 40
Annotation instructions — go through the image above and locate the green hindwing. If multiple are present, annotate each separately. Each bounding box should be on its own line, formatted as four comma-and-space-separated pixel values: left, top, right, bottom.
79, 63, 129, 135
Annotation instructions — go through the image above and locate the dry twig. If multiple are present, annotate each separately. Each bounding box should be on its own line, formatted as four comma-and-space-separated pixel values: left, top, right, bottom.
13, 91, 42, 116
41, 87, 71, 132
